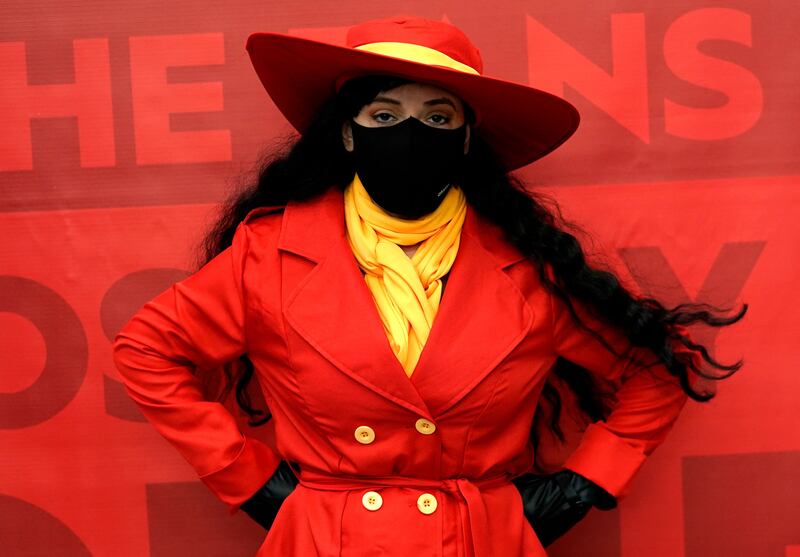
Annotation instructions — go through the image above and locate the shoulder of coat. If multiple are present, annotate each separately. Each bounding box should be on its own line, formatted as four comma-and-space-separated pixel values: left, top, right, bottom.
238, 205, 286, 248
242, 205, 286, 225
465, 208, 528, 269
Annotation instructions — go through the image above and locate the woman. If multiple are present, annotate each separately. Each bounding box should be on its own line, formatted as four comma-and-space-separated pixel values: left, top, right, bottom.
112, 15, 745, 556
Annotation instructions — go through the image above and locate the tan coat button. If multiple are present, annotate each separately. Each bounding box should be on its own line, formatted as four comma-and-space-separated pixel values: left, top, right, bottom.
417, 493, 438, 514
354, 425, 375, 444
414, 418, 436, 435
362, 490, 383, 511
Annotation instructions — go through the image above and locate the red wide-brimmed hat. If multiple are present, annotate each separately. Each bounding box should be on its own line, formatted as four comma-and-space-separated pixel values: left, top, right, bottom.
245, 14, 580, 171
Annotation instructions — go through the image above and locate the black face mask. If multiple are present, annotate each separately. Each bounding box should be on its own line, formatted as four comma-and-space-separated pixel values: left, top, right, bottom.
349, 116, 467, 219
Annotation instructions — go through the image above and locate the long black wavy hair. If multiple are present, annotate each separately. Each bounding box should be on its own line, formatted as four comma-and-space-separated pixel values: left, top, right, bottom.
192, 74, 746, 454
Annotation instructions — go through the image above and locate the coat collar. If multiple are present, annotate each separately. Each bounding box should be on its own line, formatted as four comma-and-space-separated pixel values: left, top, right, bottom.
276, 186, 533, 418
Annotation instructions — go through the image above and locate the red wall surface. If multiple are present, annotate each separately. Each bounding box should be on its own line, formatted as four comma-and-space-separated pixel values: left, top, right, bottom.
1, 1, 797, 556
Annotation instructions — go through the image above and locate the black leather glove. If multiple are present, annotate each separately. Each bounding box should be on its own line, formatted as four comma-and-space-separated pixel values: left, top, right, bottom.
512, 468, 617, 547
239, 460, 300, 530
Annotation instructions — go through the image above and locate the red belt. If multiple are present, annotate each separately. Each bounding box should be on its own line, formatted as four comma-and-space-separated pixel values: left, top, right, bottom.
297, 469, 511, 557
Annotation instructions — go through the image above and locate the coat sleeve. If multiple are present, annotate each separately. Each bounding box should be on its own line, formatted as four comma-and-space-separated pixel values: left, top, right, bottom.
548, 284, 702, 501
111, 219, 282, 515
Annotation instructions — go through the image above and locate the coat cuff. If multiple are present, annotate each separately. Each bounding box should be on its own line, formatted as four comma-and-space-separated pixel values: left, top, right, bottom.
198, 435, 282, 515
561, 422, 648, 500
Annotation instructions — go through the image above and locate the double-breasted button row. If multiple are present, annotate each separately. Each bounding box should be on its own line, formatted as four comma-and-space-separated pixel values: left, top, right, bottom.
360, 490, 439, 514
354, 419, 437, 444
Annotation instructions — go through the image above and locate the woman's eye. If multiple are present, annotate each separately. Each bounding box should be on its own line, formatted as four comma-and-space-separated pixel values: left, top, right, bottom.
373, 112, 395, 123
371, 112, 451, 125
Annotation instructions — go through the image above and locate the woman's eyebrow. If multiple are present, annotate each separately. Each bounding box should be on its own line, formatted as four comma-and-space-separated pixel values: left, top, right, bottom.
423, 98, 456, 109
370, 96, 457, 109
372, 95, 401, 105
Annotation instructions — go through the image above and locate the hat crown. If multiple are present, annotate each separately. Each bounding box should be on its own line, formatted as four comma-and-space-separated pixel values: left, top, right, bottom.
346, 15, 484, 75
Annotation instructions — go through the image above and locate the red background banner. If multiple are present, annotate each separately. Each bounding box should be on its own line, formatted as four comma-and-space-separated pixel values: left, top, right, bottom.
1, 2, 796, 555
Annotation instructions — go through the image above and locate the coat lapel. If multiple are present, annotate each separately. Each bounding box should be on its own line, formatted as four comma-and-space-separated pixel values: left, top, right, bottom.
278, 186, 534, 419
407, 206, 534, 416
280, 187, 432, 418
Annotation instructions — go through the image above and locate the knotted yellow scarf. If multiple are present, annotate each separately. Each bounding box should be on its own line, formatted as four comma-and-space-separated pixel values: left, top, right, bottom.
343, 172, 467, 376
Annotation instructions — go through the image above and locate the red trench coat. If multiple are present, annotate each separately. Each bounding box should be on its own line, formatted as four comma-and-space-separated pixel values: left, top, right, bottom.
112, 186, 696, 556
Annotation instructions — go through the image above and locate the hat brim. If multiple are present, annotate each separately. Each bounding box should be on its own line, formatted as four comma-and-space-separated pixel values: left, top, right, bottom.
246, 32, 579, 171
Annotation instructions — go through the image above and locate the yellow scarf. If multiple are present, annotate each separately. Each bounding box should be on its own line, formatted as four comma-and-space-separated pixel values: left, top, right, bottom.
343, 172, 467, 376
